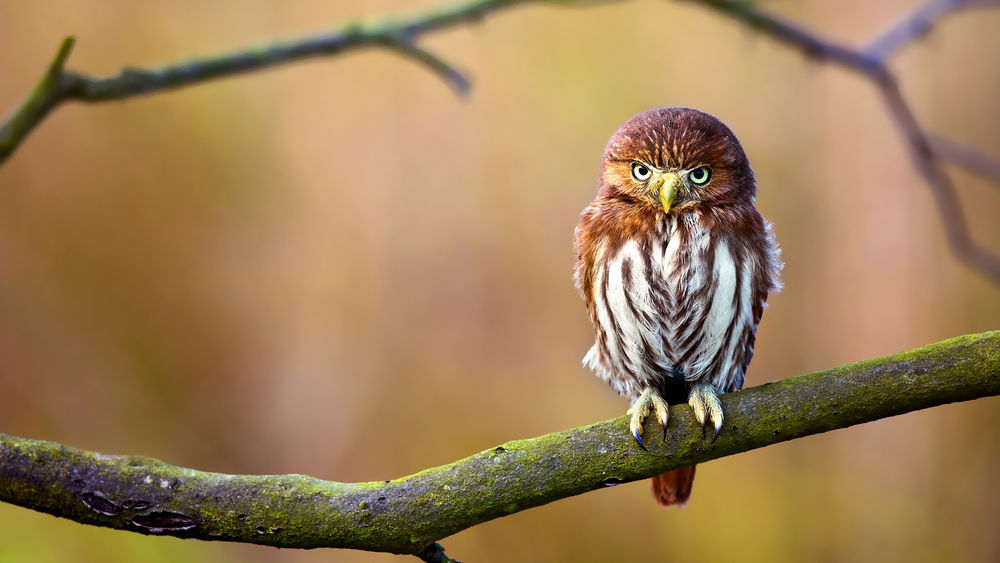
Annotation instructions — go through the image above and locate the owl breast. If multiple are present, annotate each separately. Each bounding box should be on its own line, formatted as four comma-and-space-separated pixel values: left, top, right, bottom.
583, 211, 759, 401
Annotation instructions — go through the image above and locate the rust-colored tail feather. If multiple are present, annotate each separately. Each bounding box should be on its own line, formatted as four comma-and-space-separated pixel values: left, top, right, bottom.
651, 465, 697, 506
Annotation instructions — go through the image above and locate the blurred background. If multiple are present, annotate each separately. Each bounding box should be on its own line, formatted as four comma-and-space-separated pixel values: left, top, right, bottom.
1, 0, 999, 561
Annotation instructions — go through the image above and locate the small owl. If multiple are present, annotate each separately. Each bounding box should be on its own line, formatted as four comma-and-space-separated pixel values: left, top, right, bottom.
574, 108, 781, 505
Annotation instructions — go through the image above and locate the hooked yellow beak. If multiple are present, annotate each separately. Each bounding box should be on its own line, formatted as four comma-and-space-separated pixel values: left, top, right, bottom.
657, 171, 681, 213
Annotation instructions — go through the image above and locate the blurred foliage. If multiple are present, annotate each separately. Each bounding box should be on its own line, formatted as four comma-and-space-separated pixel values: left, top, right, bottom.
1, 1, 999, 562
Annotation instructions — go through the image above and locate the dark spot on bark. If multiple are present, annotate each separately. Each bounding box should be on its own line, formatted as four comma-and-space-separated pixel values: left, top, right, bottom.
82, 491, 120, 516
237, 513, 248, 520
773, 429, 780, 435
600, 477, 623, 487
122, 499, 150, 510
493, 446, 506, 455
384, 480, 390, 484
131, 511, 197, 531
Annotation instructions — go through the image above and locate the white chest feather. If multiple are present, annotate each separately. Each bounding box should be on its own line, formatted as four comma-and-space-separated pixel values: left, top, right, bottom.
584, 214, 756, 398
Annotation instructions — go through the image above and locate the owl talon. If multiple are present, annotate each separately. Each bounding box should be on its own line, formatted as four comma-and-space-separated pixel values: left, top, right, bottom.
655, 406, 669, 440
631, 425, 647, 451
627, 388, 670, 451
693, 407, 707, 428
688, 383, 724, 442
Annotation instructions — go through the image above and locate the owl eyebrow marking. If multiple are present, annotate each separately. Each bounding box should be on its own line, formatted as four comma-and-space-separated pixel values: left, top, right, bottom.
637, 131, 657, 165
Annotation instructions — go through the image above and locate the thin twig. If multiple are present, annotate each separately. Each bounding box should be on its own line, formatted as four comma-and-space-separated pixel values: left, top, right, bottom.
930, 135, 1000, 185
0, 37, 77, 164
385, 41, 472, 95
686, 0, 1000, 283
865, 0, 967, 60
866, 0, 1000, 60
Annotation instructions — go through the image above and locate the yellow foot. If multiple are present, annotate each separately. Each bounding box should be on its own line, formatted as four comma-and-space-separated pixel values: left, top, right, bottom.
626, 388, 669, 450
688, 383, 724, 442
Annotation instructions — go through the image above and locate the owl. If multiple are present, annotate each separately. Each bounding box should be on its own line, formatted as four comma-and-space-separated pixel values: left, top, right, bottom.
574, 108, 781, 505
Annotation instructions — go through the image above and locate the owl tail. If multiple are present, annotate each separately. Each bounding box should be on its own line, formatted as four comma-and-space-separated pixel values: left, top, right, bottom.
651, 465, 696, 506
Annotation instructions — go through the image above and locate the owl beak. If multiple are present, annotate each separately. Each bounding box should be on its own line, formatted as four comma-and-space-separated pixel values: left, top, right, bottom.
658, 172, 681, 213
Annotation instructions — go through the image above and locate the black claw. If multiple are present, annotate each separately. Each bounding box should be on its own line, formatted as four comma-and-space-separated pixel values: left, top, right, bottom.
710, 426, 721, 443
662, 424, 668, 440
632, 428, 647, 451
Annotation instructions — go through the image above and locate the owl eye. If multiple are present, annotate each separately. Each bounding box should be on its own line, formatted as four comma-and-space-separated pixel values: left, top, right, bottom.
689, 166, 712, 186
631, 162, 652, 182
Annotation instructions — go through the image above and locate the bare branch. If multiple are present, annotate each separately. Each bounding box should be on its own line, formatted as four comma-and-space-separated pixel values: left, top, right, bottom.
686, 0, 1000, 283
2, 332, 998, 558
930, 135, 1000, 185
385, 41, 471, 96
3, 0, 998, 281
1, 0, 626, 165
0, 37, 77, 165
865, 0, 968, 61
865, 0, 1000, 60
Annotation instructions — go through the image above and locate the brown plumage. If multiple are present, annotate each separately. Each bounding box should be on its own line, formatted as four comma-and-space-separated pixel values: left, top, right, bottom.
574, 108, 781, 506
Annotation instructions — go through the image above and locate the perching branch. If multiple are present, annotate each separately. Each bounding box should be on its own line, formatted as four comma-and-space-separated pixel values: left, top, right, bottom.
689, 0, 1000, 283
2, 332, 998, 558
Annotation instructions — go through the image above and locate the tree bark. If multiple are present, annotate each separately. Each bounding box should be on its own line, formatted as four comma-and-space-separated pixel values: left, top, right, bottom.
2, 331, 997, 555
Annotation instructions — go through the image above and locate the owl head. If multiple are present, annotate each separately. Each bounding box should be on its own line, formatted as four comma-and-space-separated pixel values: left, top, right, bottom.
599, 107, 755, 214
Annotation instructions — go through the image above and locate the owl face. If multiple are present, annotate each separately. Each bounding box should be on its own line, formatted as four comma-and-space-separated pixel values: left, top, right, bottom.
599, 108, 755, 213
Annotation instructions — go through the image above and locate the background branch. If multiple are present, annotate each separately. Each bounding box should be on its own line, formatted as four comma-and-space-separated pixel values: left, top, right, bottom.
2, 332, 997, 558
931, 134, 1000, 185
1, 0, 622, 165
2, 0, 999, 282
690, 0, 1000, 282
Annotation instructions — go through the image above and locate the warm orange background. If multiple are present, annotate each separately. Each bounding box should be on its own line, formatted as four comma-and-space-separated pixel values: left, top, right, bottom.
1, 1, 999, 562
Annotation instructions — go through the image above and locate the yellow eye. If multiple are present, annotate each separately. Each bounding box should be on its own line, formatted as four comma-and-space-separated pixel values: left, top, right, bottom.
631, 162, 652, 182
689, 166, 711, 186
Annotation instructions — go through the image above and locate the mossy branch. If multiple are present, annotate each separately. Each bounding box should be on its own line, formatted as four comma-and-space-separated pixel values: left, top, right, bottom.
2, 332, 998, 558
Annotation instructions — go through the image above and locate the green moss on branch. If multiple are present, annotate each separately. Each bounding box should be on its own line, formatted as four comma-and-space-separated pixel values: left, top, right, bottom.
2, 332, 998, 555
